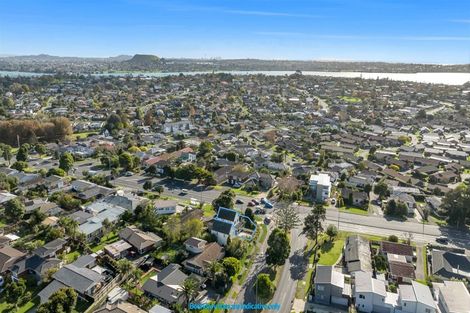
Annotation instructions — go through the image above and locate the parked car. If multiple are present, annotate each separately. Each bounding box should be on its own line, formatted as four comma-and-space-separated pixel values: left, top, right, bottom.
247, 201, 255, 207
264, 217, 271, 225
125, 171, 134, 176
252, 199, 260, 205
255, 208, 266, 214
436, 236, 449, 244
236, 199, 244, 204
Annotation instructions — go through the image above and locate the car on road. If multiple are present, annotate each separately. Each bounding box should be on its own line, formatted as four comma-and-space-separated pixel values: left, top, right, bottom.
436, 236, 449, 244
264, 217, 271, 225
181, 189, 189, 194
255, 208, 266, 214
247, 201, 255, 207
124, 171, 134, 176
236, 199, 244, 204
252, 199, 260, 205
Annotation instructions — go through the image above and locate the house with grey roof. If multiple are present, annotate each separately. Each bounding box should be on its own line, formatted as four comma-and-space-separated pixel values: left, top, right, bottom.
210, 207, 256, 246
119, 225, 163, 254
102, 192, 148, 212
397, 281, 437, 313
79, 201, 127, 242
344, 235, 372, 275
38, 255, 105, 303
183, 242, 224, 276
435, 280, 470, 313
431, 249, 470, 281
353, 271, 398, 313
142, 263, 188, 305
314, 265, 351, 307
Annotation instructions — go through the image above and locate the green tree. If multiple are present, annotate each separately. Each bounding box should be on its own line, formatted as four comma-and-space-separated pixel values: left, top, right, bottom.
326, 224, 338, 241
4, 198, 25, 222
116, 259, 134, 274
266, 228, 290, 266
5, 278, 26, 307
143, 180, 153, 190
16, 144, 29, 162
212, 189, 235, 210
440, 184, 470, 228
302, 205, 326, 247
48, 167, 66, 177
163, 215, 181, 243
225, 237, 248, 259
222, 257, 241, 277
59, 152, 74, 173
119, 152, 134, 171
388, 235, 399, 242
182, 218, 203, 238
274, 202, 300, 233
182, 278, 199, 309
206, 260, 222, 288
11, 161, 28, 171
2, 144, 12, 165
37, 287, 77, 313
35, 143, 47, 155
374, 182, 389, 199
255, 274, 275, 301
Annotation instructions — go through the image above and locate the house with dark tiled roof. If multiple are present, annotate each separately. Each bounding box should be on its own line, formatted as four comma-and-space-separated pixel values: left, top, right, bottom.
431, 250, 470, 281
210, 207, 256, 246
119, 225, 163, 254
142, 263, 189, 305
183, 242, 224, 275
380, 241, 414, 263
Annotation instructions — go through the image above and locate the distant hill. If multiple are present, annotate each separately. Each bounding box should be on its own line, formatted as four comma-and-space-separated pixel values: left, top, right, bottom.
122, 54, 162, 68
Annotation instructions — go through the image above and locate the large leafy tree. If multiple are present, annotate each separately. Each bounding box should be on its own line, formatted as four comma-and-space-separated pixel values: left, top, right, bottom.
16, 144, 29, 162
37, 287, 77, 313
274, 202, 300, 233
222, 257, 241, 277
212, 189, 235, 210
119, 152, 134, 171
255, 274, 275, 301
373, 181, 389, 199
4, 198, 25, 223
302, 205, 326, 247
441, 184, 470, 228
182, 278, 199, 309
266, 228, 290, 266
59, 152, 74, 173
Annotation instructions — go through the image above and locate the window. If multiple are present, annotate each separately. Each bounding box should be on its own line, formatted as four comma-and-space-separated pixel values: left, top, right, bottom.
404, 303, 407, 307
359, 294, 365, 299
425, 309, 431, 313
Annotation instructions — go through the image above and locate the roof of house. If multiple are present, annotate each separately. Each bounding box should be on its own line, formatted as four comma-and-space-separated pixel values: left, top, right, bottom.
52, 263, 103, 293
410, 281, 436, 308
0, 245, 26, 272
149, 303, 173, 313
183, 242, 224, 271
95, 301, 147, 313
216, 207, 237, 222
33, 238, 67, 258
119, 226, 162, 251
354, 271, 386, 297
142, 263, 187, 304
437, 281, 470, 313
314, 265, 344, 288
211, 219, 233, 235
381, 241, 413, 257
154, 200, 178, 209
389, 262, 416, 279
344, 235, 372, 273
104, 240, 132, 256
184, 237, 207, 248
432, 249, 470, 279
38, 279, 69, 304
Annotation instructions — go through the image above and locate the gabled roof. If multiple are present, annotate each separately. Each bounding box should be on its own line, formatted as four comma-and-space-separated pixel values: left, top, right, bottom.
183, 242, 224, 271
389, 262, 416, 279
52, 263, 103, 293
211, 219, 233, 235
354, 271, 386, 297
142, 263, 187, 304
0, 245, 26, 272
314, 265, 344, 288
119, 225, 162, 250
381, 241, 413, 257
216, 207, 237, 222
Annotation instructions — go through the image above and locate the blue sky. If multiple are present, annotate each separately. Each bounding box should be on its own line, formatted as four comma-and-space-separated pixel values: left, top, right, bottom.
1, 0, 469, 63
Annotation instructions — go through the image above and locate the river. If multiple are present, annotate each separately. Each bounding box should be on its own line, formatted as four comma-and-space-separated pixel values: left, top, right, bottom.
0, 70, 469, 85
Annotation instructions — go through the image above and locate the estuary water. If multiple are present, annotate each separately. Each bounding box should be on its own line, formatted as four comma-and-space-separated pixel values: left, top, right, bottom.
1, 70, 469, 85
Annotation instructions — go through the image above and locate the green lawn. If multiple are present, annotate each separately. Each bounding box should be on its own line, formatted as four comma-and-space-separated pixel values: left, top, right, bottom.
339, 96, 362, 103
91, 231, 119, 253
64, 250, 80, 263
339, 206, 369, 216
140, 269, 157, 285
70, 131, 98, 140
258, 224, 268, 243
318, 237, 345, 265
202, 203, 216, 217
422, 247, 428, 278
231, 188, 259, 197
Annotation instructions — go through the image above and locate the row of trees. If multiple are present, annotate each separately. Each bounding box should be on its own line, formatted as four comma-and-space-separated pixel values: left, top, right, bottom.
0, 117, 72, 146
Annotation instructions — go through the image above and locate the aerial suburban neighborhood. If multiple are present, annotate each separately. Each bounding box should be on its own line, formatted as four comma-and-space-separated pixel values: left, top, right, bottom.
0, 64, 468, 313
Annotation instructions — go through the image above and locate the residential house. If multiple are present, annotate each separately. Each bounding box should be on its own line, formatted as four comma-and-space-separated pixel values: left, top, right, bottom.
309, 173, 332, 203
380, 242, 414, 263
142, 263, 188, 305
104, 240, 132, 259
397, 281, 437, 313
389, 262, 416, 283
154, 200, 178, 215
210, 207, 256, 246
341, 188, 369, 207
184, 237, 207, 254
390, 193, 416, 215
313, 265, 351, 307
79, 202, 127, 242
11, 254, 62, 283
434, 280, 470, 313
42, 175, 67, 191
344, 235, 372, 275
119, 225, 163, 254
183, 242, 224, 275
38, 255, 104, 303
0, 245, 26, 273
354, 271, 397, 313
431, 250, 470, 281
95, 302, 147, 313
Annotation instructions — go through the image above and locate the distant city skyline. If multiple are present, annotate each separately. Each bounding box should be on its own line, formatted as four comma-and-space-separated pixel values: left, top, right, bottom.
1, 0, 470, 64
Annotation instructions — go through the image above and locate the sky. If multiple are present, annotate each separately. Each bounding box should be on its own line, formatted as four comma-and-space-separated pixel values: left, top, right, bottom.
1, 0, 470, 64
